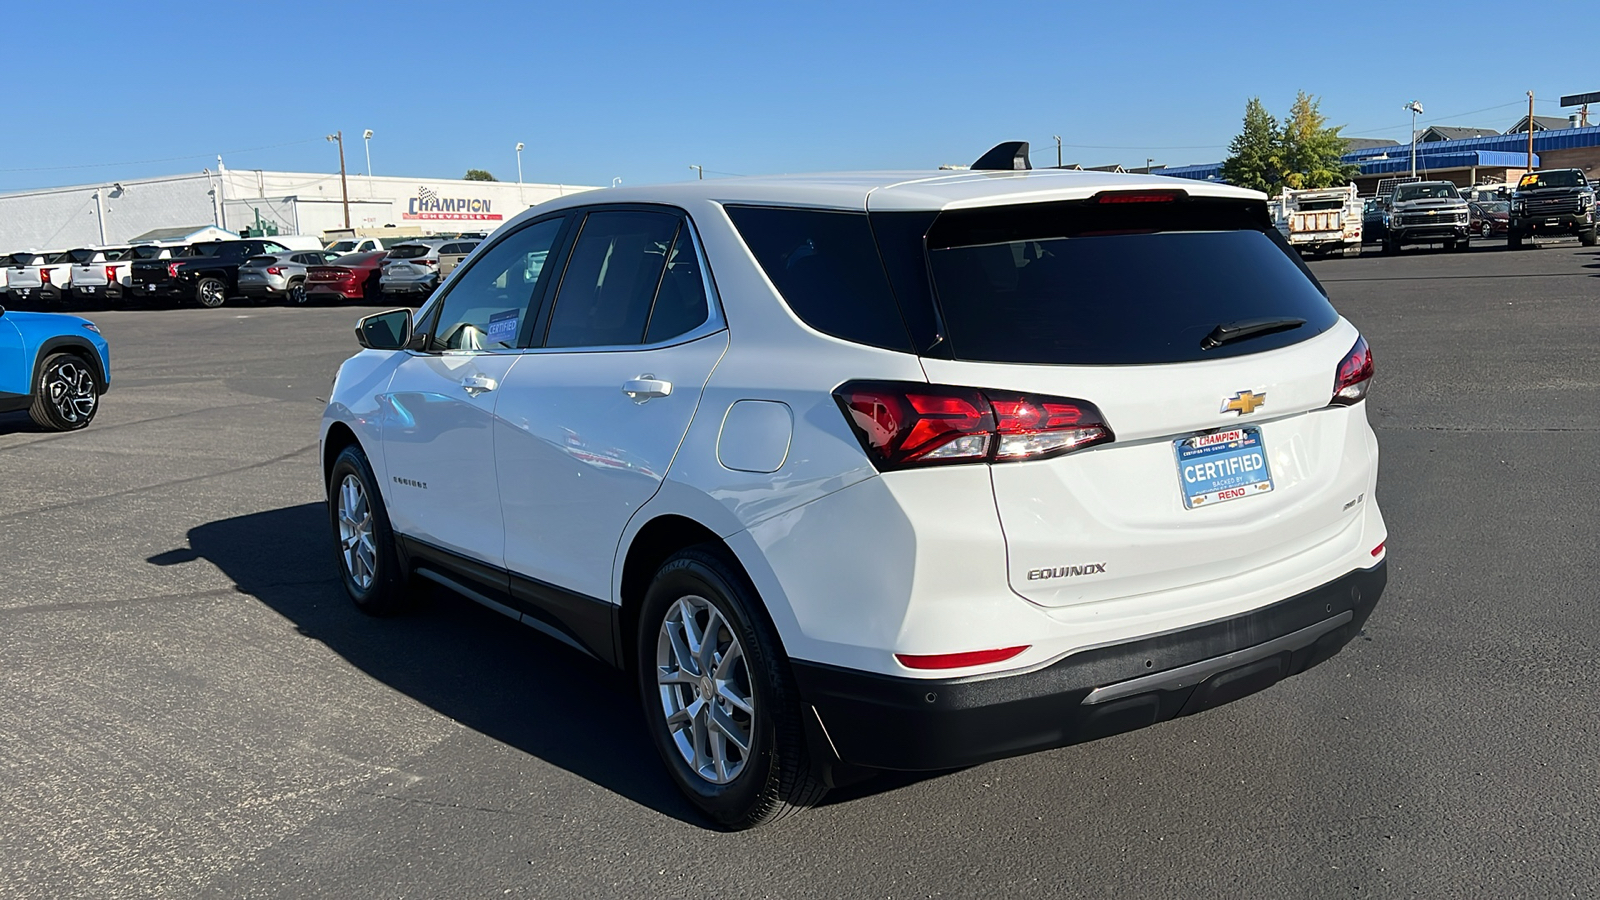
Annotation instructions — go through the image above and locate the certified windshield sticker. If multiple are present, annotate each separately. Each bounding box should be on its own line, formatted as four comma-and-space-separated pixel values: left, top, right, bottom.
486, 309, 519, 344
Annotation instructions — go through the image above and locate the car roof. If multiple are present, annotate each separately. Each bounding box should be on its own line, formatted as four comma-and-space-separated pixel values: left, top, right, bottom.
528, 169, 1264, 215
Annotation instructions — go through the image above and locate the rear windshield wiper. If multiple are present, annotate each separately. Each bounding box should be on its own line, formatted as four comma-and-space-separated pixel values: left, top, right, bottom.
1201, 317, 1306, 350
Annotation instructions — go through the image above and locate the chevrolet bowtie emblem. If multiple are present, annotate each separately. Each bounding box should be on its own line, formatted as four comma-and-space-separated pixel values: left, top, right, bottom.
1222, 390, 1266, 415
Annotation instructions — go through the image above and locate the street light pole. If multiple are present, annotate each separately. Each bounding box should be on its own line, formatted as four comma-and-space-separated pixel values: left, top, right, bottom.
363, 129, 373, 177
1527, 91, 1536, 173
1052, 135, 1062, 168
515, 142, 525, 206
690, 165, 703, 180
327, 131, 350, 228
1405, 101, 1424, 178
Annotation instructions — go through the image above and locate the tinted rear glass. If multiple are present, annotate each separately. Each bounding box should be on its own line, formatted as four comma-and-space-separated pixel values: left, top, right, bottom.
387, 244, 431, 259
924, 199, 1337, 366
130, 246, 165, 259
724, 205, 911, 352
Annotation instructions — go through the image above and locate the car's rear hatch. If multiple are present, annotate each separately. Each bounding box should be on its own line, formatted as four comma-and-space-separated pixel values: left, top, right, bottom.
68, 248, 112, 287
872, 192, 1375, 608
5, 253, 44, 289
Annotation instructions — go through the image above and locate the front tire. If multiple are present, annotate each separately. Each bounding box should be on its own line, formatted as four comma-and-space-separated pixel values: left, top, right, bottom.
29, 352, 99, 431
637, 547, 827, 830
327, 444, 409, 615
196, 276, 227, 308
1581, 228, 1598, 247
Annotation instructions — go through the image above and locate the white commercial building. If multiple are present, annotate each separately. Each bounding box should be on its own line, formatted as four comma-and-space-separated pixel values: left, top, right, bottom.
0, 168, 598, 252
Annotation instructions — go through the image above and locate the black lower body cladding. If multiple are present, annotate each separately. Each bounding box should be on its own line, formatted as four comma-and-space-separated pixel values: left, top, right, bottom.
794, 562, 1386, 771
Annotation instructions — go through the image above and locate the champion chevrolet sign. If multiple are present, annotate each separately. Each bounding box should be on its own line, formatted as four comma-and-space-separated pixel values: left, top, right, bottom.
402, 186, 503, 222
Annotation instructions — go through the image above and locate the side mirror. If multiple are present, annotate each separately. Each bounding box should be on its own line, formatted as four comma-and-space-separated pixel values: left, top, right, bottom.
356, 308, 414, 350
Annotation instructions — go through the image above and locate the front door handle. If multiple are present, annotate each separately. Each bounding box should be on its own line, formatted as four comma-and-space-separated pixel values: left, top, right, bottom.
622, 375, 672, 402
461, 374, 498, 396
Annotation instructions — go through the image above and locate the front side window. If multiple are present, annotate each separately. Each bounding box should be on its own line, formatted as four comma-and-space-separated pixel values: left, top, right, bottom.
543, 210, 679, 348
423, 217, 563, 352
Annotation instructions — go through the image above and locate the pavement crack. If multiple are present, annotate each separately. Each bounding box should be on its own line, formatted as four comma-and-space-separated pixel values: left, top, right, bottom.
0, 443, 318, 522
351, 789, 558, 821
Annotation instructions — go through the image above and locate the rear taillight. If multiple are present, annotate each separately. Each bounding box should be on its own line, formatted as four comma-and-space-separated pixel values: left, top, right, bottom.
105, 265, 116, 282
167, 261, 181, 278
834, 381, 1113, 471
266, 266, 282, 275
39, 268, 51, 284
1331, 336, 1374, 406
417, 258, 438, 266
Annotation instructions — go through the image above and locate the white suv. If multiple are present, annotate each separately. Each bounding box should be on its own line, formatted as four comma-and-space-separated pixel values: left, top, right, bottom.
321, 150, 1388, 829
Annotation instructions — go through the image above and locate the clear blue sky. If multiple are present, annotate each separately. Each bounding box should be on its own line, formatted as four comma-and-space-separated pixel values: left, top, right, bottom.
1, 0, 1590, 192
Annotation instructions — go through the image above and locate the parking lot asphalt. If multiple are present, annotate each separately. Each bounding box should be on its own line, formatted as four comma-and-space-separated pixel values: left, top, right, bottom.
2, 239, 1598, 899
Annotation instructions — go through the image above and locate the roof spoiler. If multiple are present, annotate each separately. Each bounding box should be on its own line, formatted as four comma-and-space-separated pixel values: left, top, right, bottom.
971, 141, 1032, 171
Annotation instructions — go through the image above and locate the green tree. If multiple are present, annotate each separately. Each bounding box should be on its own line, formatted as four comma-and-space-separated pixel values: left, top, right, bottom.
464, 169, 498, 182
1277, 91, 1359, 190
1220, 98, 1280, 195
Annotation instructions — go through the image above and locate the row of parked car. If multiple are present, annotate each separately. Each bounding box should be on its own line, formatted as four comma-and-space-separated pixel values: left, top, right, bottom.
1358, 168, 1596, 253
0, 234, 483, 310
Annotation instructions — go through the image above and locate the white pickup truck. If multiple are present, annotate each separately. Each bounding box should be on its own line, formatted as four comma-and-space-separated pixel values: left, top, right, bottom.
1281, 185, 1363, 257
5, 251, 76, 307
67, 247, 131, 305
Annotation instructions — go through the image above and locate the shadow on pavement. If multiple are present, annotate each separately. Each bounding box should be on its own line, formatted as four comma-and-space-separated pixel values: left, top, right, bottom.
149, 502, 707, 826
0, 409, 48, 434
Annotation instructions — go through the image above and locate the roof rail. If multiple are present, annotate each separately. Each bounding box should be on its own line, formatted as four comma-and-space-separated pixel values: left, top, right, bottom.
972, 141, 1032, 171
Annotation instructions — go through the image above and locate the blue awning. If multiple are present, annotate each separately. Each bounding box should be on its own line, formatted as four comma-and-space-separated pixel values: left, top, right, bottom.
1356, 150, 1537, 175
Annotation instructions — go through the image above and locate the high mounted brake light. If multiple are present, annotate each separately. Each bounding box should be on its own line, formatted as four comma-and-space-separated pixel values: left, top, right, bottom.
834, 381, 1114, 471
1092, 189, 1187, 204
1331, 336, 1374, 406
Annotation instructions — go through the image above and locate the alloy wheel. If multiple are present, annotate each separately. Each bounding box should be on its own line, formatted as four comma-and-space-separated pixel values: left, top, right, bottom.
199, 280, 225, 307
289, 283, 307, 305
46, 359, 97, 423
337, 474, 377, 590
656, 595, 755, 785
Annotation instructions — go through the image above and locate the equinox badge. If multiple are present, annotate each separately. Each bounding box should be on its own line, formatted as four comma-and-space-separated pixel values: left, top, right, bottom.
1221, 390, 1267, 416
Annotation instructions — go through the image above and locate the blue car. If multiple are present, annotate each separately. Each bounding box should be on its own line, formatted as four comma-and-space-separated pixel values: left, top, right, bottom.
0, 304, 110, 430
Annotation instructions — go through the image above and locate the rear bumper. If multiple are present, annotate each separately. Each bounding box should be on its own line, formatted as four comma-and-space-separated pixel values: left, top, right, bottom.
307, 285, 363, 299
794, 561, 1386, 771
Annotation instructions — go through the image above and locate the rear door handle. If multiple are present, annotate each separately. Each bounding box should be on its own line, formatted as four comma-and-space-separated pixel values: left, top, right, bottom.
622, 376, 672, 402
461, 374, 498, 396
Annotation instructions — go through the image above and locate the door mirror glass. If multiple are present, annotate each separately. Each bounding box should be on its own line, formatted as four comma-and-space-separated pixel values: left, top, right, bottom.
356, 308, 413, 350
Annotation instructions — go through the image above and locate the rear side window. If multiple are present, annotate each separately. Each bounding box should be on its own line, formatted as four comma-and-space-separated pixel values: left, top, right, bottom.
544, 210, 679, 348
925, 199, 1338, 366
725, 206, 911, 352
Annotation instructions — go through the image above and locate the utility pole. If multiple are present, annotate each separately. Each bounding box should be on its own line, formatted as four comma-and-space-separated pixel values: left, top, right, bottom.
1145, 157, 1154, 174
690, 165, 703, 179
327, 131, 350, 228
1052, 135, 1062, 168
516, 142, 525, 206
1527, 91, 1536, 173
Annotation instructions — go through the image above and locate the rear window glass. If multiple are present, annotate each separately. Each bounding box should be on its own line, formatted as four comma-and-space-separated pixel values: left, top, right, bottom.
924, 199, 1337, 366
724, 205, 911, 352
130, 246, 165, 259
387, 244, 431, 259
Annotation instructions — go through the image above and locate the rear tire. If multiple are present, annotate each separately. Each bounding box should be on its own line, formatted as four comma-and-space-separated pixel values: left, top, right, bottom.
196, 276, 227, 308
28, 352, 99, 431
327, 444, 410, 615
637, 546, 827, 830
288, 280, 309, 305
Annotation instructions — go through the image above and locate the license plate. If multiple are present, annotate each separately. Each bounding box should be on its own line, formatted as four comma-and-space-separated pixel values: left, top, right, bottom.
1174, 427, 1274, 509
1547, 218, 1560, 225
83, 286, 97, 292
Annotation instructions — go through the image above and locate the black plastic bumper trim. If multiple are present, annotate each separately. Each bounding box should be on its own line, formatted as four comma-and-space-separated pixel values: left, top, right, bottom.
792, 561, 1386, 771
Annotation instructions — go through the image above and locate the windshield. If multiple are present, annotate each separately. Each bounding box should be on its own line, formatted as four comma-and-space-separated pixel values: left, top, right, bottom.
1394, 183, 1460, 201
1519, 170, 1587, 190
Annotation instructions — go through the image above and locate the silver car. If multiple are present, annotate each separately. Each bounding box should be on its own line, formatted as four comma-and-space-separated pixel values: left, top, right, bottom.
239, 249, 343, 305
378, 240, 447, 298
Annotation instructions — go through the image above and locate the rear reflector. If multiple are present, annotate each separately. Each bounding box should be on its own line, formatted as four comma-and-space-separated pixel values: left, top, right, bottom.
1331, 336, 1375, 406
1371, 541, 1386, 557
895, 646, 1029, 670
834, 381, 1113, 471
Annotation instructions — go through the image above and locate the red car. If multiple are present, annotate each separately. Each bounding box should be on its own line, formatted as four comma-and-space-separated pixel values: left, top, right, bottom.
305, 251, 386, 303
1470, 200, 1510, 238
